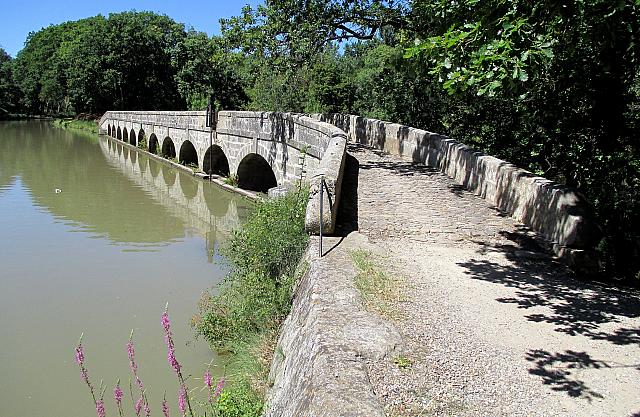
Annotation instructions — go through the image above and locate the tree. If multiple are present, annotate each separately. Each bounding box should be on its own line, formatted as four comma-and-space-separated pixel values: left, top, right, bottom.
0, 48, 21, 115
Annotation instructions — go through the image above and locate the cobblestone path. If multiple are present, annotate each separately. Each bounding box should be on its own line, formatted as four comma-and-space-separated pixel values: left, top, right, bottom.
344, 144, 640, 417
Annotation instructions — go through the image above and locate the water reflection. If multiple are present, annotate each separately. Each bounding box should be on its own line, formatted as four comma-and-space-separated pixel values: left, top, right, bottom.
0, 121, 249, 252
99, 137, 248, 258
0, 121, 251, 417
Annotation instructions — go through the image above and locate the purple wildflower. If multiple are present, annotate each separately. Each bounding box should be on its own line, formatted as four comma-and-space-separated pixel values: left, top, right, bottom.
113, 382, 123, 404
144, 401, 151, 417
75, 334, 96, 404
162, 395, 170, 417
214, 378, 225, 398
161, 310, 171, 334
178, 387, 186, 416
75, 344, 85, 366
167, 347, 181, 374
127, 340, 138, 376
204, 370, 212, 388
134, 397, 143, 416
95, 399, 106, 417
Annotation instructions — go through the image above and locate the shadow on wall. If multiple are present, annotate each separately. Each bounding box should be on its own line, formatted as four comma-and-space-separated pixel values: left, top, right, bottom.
334, 149, 360, 235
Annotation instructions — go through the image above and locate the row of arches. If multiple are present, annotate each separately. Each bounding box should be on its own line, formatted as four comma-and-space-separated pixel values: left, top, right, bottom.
106, 123, 278, 192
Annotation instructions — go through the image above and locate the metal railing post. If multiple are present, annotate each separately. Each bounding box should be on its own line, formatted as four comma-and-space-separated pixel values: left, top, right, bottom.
319, 176, 324, 258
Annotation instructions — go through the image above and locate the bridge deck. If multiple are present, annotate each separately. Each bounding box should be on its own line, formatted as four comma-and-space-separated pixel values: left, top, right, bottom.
350, 144, 639, 416
284, 144, 640, 416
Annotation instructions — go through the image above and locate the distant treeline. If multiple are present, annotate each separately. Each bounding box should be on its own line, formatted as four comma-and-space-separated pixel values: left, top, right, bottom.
1, 2, 638, 281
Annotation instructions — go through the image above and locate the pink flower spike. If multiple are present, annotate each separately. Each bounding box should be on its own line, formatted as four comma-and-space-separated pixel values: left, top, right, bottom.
75, 344, 85, 366
113, 382, 123, 405
214, 378, 225, 398
134, 397, 143, 416
96, 399, 106, 417
178, 387, 186, 416
161, 310, 171, 334
204, 370, 212, 388
144, 401, 151, 417
162, 397, 170, 417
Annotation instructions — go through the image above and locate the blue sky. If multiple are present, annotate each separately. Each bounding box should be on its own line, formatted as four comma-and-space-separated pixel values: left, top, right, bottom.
0, 0, 262, 57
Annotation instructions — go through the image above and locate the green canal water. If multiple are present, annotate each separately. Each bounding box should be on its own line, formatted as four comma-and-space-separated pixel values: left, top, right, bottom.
0, 121, 251, 416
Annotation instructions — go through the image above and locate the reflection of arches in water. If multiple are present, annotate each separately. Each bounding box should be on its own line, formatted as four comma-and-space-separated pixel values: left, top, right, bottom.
116, 127, 122, 139
237, 153, 277, 193
116, 143, 122, 156
137, 154, 148, 173
203, 185, 233, 217
203, 145, 230, 176
162, 137, 176, 159
148, 133, 159, 154
179, 140, 198, 167
161, 165, 176, 187
130, 148, 137, 165
123, 128, 128, 143
129, 129, 137, 146
179, 173, 198, 200
123, 146, 129, 161
149, 157, 160, 178
138, 129, 146, 149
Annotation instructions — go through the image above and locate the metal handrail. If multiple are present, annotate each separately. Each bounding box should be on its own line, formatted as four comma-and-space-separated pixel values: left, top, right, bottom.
318, 176, 333, 257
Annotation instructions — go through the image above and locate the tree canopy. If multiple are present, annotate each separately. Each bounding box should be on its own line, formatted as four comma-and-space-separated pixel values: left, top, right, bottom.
4, 3, 639, 281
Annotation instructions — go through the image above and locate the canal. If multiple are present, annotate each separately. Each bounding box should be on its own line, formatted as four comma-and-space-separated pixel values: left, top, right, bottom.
0, 121, 251, 416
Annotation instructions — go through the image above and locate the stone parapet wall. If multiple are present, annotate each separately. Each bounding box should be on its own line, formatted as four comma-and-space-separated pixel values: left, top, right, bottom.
100, 110, 348, 236
312, 113, 601, 269
218, 111, 347, 235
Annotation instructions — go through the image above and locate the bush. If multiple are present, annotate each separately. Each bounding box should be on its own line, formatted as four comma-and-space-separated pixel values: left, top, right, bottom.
193, 189, 309, 415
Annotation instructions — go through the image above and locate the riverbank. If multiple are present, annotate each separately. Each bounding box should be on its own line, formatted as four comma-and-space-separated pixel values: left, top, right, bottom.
52, 118, 99, 134
192, 189, 310, 416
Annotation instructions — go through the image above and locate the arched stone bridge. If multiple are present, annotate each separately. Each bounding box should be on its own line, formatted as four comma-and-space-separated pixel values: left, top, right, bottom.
99, 111, 347, 234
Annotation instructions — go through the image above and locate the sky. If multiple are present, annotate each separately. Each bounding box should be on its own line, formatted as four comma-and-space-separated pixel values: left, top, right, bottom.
0, 0, 262, 57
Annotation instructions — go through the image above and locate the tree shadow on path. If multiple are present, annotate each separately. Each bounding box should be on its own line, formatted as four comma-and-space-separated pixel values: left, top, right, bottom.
457, 234, 640, 401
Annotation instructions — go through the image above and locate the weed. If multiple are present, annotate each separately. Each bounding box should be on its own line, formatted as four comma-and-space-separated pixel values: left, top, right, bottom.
224, 175, 239, 187
350, 249, 403, 319
394, 355, 412, 370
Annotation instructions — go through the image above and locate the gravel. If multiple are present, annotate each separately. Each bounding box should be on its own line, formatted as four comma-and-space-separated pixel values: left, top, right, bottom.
347, 145, 640, 417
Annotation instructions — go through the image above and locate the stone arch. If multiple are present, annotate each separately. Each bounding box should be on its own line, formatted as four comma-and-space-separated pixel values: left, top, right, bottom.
138, 129, 146, 149
116, 126, 122, 140
237, 153, 278, 193
112, 125, 116, 138
148, 133, 159, 154
179, 140, 198, 167
162, 137, 176, 159
129, 129, 136, 146
123, 127, 129, 143
108, 125, 111, 136
203, 145, 230, 176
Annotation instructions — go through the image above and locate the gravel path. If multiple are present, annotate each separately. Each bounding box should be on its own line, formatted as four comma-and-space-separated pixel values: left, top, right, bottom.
344, 144, 640, 417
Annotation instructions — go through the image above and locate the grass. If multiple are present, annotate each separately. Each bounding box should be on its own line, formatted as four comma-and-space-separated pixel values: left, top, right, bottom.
224, 175, 239, 187
394, 355, 412, 370
350, 249, 404, 319
192, 189, 310, 416
52, 118, 98, 134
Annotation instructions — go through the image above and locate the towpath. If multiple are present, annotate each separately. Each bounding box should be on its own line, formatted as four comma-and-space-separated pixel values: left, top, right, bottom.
334, 144, 640, 416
